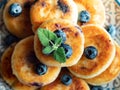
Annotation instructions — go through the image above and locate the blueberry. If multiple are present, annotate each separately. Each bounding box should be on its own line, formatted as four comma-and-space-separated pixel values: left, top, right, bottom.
4, 34, 19, 46
106, 25, 116, 37
54, 30, 66, 43
61, 74, 72, 86
61, 44, 73, 58
35, 63, 48, 75
78, 10, 91, 23
84, 46, 98, 59
8, 3, 22, 17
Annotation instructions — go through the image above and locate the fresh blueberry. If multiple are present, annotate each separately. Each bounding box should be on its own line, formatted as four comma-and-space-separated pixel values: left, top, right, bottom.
61, 74, 72, 86
78, 10, 91, 23
35, 63, 48, 75
61, 44, 73, 58
8, 3, 22, 17
4, 34, 19, 46
54, 30, 66, 43
106, 25, 116, 37
84, 46, 98, 59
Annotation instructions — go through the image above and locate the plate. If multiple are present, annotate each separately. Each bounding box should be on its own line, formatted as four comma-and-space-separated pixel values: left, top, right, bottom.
0, 0, 120, 90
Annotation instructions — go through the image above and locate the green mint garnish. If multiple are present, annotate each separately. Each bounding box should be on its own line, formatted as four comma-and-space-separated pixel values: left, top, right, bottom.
37, 28, 66, 63
53, 47, 66, 63
38, 28, 57, 47
42, 46, 54, 55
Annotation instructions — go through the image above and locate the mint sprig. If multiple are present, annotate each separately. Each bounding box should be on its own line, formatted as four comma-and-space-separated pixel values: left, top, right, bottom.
37, 28, 66, 63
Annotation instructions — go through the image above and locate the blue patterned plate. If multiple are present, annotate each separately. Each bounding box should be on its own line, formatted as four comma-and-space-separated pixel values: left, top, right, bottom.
0, 0, 120, 90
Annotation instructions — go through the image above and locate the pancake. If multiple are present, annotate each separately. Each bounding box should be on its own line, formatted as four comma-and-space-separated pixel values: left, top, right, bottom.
0, 43, 17, 85
0, 43, 37, 90
74, 0, 106, 26
68, 24, 116, 79
12, 36, 61, 86
41, 68, 90, 90
34, 19, 84, 67
30, 0, 78, 32
3, 0, 34, 38
85, 42, 120, 85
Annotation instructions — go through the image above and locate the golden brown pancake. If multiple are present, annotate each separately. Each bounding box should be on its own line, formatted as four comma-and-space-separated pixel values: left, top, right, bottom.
0, 43, 17, 85
12, 36, 61, 86
68, 24, 116, 79
85, 42, 120, 85
74, 0, 106, 26
0, 43, 37, 90
34, 19, 84, 67
41, 68, 90, 90
30, 0, 78, 32
3, 0, 34, 38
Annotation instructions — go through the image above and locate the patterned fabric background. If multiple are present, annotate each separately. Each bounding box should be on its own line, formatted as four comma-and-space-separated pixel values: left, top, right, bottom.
0, 0, 120, 90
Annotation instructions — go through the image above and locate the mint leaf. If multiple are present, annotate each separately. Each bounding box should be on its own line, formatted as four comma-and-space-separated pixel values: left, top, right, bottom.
53, 47, 66, 63
37, 28, 49, 46
37, 28, 57, 46
55, 38, 62, 46
42, 46, 54, 55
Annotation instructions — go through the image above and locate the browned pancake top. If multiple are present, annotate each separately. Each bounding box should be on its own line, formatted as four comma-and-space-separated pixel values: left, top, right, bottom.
12, 36, 61, 86
85, 42, 120, 85
0, 42, 38, 90
34, 19, 84, 67
68, 25, 115, 78
30, 0, 78, 32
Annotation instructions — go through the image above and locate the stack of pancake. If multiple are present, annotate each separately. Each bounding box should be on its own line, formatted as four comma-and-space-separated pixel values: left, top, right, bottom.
1, 0, 120, 90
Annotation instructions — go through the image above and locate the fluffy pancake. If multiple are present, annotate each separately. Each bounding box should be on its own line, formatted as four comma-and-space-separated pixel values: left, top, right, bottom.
12, 36, 61, 86
74, 0, 106, 26
85, 42, 120, 85
0, 43, 37, 90
41, 68, 90, 90
68, 24, 116, 79
34, 19, 84, 67
3, 0, 33, 38
30, 0, 78, 32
